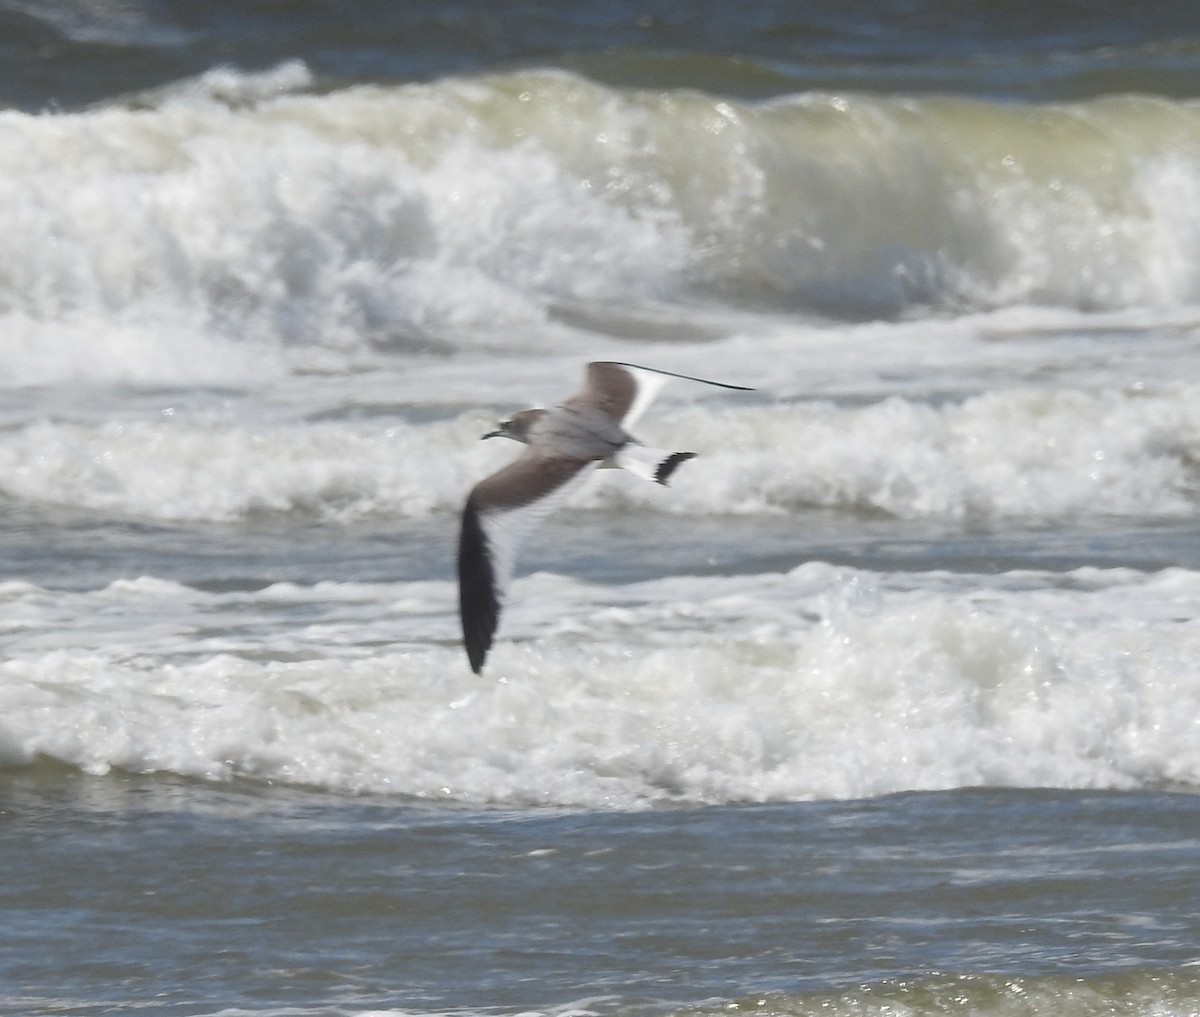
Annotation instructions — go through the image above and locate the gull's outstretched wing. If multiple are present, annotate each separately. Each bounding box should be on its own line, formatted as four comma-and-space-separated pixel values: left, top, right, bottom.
568, 361, 754, 431
458, 452, 597, 674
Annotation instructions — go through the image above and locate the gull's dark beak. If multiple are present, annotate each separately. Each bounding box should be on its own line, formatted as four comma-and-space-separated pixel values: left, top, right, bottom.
481, 429, 504, 440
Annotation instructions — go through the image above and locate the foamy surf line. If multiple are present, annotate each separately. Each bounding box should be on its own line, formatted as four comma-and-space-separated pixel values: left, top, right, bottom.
5, 65, 1200, 386
1, 380, 1197, 522
3, 563, 1198, 806
112, 971, 1200, 1017
691, 971, 1200, 1017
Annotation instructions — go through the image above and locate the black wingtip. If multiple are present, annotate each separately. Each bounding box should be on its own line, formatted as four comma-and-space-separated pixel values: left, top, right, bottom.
655, 451, 696, 486
608, 362, 755, 391
458, 498, 500, 674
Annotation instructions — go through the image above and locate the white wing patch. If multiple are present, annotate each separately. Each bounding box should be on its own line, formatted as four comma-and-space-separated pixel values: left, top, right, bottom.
615, 365, 671, 430
479, 461, 597, 596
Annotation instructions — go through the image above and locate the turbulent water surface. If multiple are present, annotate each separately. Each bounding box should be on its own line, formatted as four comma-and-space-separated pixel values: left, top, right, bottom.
2, 2, 1200, 1015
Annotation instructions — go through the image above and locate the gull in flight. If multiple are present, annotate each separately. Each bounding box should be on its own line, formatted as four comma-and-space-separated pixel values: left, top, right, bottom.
458, 361, 753, 674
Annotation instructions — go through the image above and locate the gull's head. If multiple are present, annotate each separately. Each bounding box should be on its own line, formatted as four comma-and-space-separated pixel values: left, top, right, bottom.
482, 408, 543, 444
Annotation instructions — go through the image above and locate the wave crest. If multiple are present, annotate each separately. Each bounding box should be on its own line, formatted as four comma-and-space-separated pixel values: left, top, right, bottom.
4, 67, 1200, 384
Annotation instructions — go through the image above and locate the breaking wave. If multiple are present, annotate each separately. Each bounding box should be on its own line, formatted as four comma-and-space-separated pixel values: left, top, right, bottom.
4, 64, 1200, 385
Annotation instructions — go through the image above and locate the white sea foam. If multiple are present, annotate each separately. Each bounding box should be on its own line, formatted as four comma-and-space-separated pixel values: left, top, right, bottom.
2, 564, 1198, 806
1, 379, 1195, 522
694, 972, 1200, 1017
4, 67, 1200, 390
0, 67, 692, 381
649, 382, 1200, 521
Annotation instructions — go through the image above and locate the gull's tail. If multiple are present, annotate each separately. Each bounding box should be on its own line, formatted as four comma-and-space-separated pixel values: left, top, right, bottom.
611, 444, 696, 486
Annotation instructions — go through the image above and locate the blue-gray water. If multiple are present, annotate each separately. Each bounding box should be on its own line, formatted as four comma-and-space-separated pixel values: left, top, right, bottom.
2, 2, 1200, 1015
4, 777, 1199, 1016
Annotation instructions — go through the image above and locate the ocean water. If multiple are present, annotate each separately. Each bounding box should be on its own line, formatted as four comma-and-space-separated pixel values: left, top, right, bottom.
2, 1, 1200, 1014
